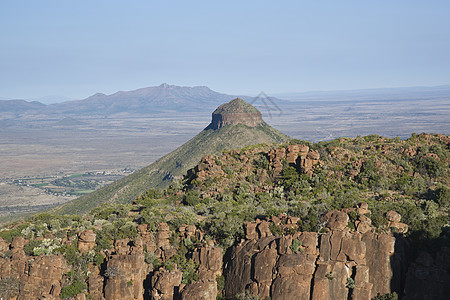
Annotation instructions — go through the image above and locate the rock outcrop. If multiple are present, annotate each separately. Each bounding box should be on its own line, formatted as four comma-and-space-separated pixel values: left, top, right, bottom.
268, 144, 320, 177
0, 208, 447, 299
225, 213, 410, 300
0, 248, 69, 299
78, 229, 96, 252
207, 98, 263, 129
104, 253, 146, 300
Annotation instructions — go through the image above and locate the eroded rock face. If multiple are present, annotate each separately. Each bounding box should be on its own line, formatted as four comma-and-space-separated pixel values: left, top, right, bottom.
0, 210, 446, 299
225, 213, 409, 300
192, 246, 223, 280
104, 253, 146, 300
0, 253, 69, 299
181, 280, 218, 300
208, 98, 262, 129
150, 267, 183, 300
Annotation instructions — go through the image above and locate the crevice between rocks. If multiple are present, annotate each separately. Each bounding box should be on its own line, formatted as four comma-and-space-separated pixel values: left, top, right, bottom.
347, 265, 356, 300
309, 234, 322, 300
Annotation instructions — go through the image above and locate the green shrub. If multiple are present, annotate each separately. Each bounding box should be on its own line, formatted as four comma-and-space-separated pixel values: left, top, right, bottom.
346, 277, 355, 289
144, 251, 160, 266
216, 275, 225, 292
269, 223, 283, 236
59, 280, 86, 299
325, 272, 335, 280
93, 252, 105, 266
296, 207, 319, 232
94, 230, 112, 251
282, 166, 300, 187
290, 239, 303, 254
24, 239, 42, 256
254, 155, 269, 170
435, 185, 450, 208
0, 227, 22, 243
57, 243, 83, 267
416, 156, 444, 178
184, 190, 201, 206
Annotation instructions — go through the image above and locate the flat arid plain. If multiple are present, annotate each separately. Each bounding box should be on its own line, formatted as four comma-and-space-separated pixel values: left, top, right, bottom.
0, 85, 449, 221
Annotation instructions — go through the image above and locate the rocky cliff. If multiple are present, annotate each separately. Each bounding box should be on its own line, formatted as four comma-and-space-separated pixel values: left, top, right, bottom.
225, 210, 410, 300
207, 98, 263, 130
1, 207, 448, 299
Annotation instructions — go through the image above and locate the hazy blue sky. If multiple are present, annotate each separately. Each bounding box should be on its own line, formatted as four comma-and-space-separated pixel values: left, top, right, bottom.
1, 0, 449, 101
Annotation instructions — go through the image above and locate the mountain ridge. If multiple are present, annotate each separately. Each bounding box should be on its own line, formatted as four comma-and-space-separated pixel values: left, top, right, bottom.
45, 83, 237, 115
52, 99, 290, 215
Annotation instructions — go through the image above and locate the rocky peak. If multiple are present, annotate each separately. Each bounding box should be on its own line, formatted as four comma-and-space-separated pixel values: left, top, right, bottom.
208, 98, 263, 129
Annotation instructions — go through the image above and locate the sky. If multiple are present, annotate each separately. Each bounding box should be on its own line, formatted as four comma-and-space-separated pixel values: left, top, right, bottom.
1, 0, 450, 102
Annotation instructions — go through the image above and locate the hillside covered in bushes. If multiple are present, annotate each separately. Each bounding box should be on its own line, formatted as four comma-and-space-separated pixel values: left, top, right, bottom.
0, 133, 449, 299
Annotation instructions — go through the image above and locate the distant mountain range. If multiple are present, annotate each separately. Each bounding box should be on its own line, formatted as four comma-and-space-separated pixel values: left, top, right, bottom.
46, 83, 237, 115
0, 84, 240, 117
3, 83, 450, 118
0, 99, 45, 113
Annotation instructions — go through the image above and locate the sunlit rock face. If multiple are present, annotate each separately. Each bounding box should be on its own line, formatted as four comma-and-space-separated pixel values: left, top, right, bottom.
208, 98, 262, 129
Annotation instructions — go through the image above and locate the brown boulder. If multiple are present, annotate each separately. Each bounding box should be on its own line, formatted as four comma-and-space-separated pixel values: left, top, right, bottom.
181, 280, 217, 300
298, 144, 309, 156
286, 145, 300, 164
356, 215, 372, 234
11, 236, 26, 249
114, 239, 130, 255
321, 211, 349, 230
357, 202, 370, 215
20, 255, 68, 299
386, 210, 402, 223
253, 248, 277, 288
307, 150, 320, 160
88, 269, 105, 300
78, 229, 96, 253
311, 261, 350, 300
156, 222, 171, 250
256, 221, 272, 238
245, 221, 258, 240
0, 237, 8, 252
389, 222, 408, 234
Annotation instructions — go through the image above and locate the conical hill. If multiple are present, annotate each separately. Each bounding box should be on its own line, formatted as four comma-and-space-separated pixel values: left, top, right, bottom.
53, 98, 290, 215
